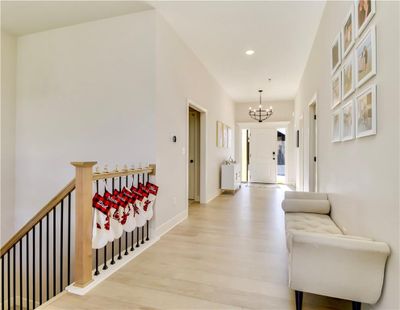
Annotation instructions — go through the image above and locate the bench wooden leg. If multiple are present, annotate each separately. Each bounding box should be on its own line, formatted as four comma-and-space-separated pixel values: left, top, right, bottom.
295, 291, 303, 310
352, 301, 362, 310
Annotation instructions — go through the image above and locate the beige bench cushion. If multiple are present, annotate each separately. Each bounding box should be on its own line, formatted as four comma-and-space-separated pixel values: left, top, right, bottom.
285, 213, 342, 248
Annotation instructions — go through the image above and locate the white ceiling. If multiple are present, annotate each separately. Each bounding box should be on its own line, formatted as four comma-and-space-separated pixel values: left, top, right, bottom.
1, 1, 152, 36
2, 1, 326, 103
151, 1, 326, 102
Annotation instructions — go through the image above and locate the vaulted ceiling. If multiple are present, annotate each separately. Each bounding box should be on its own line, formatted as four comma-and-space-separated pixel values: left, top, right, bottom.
2, 1, 326, 103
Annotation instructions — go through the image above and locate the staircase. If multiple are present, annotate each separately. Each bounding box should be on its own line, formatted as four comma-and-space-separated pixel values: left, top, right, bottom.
0, 162, 156, 309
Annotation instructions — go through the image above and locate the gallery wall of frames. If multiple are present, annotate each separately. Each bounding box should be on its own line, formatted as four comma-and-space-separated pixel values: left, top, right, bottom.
331, 0, 377, 142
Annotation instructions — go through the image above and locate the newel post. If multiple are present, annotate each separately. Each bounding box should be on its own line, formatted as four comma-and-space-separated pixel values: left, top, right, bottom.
71, 161, 97, 288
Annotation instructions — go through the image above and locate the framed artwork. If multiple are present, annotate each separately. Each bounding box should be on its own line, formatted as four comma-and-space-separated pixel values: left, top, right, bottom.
331, 32, 341, 73
356, 84, 376, 138
341, 100, 355, 141
355, 25, 376, 87
227, 126, 232, 148
332, 109, 342, 143
342, 53, 355, 100
223, 124, 229, 148
332, 70, 342, 109
342, 6, 355, 57
216, 121, 223, 147
355, 0, 376, 37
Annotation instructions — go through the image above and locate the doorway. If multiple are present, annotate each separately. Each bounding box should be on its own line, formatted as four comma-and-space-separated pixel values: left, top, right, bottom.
248, 128, 277, 183
277, 128, 286, 184
308, 99, 318, 192
188, 107, 201, 202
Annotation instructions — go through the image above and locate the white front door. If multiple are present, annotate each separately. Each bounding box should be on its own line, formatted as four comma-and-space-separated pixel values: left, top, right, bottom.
249, 128, 277, 183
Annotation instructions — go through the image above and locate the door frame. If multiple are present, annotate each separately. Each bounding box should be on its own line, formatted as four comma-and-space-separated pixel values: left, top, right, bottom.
186, 99, 207, 204
307, 94, 318, 192
237, 121, 290, 184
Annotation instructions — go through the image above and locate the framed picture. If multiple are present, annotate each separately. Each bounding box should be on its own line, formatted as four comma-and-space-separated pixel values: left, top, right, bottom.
332, 70, 342, 109
341, 100, 355, 141
342, 53, 355, 100
332, 109, 342, 143
356, 84, 376, 138
227, 126, 232, 148
355, 0, 376, 37
331, 32, 341, 73
342, 6, 355, 57
216, 121, 223, 147
223, 124, 228, 148
355, 25, 376, 87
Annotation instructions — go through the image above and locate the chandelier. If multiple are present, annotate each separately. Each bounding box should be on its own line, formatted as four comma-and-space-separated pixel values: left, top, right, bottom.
248, 90, 273, 122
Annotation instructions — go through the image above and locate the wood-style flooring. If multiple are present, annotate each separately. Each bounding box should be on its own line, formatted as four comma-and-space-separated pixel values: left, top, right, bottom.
41, 184, 351, 309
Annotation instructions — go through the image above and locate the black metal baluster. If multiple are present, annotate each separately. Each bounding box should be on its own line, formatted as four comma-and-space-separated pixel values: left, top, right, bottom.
53, 209, 56, 297
94, 180, 100, 275
67, 194, 71, 285
102, 245, 108, 270
111, 178, 115, 265
136, 227, 140, 248
146, 172, 150, 241
94, 250, 99, 276
32, 227, 35, 309
13, 246, 15, 310
1, 255, 4, 310
39, 220, 42, 305
7, 251, 10, 310
131, 174, 135, 252
124, 175, 129, 255
19, 240, 22, 309
46, 214, 49, 301
60, 200, 64, 289
118, 177, 122, 260
26, 232, 29, 310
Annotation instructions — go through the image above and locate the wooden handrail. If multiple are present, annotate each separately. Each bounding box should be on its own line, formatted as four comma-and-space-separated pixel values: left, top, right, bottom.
0, 179, 76, 257
0, 163, 156, 258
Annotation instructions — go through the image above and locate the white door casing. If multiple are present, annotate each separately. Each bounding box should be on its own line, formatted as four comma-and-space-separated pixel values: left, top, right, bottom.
248, 128, 277, 183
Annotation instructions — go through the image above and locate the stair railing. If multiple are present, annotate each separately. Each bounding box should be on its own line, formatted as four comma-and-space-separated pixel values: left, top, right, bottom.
0, 162, 156, 309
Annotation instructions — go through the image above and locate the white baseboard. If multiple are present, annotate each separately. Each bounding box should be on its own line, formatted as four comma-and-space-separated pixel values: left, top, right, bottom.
206, 191, 221, 203
155, 209, 188, 238
65, 236, 159, 296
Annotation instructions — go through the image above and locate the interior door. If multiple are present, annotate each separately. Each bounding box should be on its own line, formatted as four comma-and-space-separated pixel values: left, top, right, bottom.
249, 128, 277, 183
188, 108, 200, 200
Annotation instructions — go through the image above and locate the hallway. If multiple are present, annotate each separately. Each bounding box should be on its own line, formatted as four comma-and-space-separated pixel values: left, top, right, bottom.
42, 185, 351, 310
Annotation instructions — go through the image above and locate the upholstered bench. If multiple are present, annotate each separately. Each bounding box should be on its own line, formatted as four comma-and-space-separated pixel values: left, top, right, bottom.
282, 191, 390, 310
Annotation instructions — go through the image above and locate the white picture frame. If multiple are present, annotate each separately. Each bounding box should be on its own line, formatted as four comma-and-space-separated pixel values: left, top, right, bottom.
341, 99, 355, 141
331, 32, 342, 74
332, 70, 342, 109
355, 25, 376, 88
342, 52, 355, 100
332, 108, 342, 143
342, 6, 355, 57
355, 0, 376, 37
356, 84, 376, 138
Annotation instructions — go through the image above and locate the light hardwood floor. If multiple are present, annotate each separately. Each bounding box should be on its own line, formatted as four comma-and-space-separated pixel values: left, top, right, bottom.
42, 184, 351, 309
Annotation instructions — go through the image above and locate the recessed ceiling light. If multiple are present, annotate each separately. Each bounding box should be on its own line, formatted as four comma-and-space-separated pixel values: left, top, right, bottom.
245, 50, 255, 55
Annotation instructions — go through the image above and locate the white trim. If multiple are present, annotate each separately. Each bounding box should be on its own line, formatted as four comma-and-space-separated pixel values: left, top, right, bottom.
154, 209, 188, 238
355, 25, 377, 88
65, 236, 160, 296
187, 99, 208, 204
206, 190, 221, 203
307, 94, 318, 192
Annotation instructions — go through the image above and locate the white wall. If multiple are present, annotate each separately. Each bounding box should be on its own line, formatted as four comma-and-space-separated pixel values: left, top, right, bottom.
15, 12, 156, 230
294, 1, 399, 309
154, 13, 235, 230
1, 31, 17, 244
